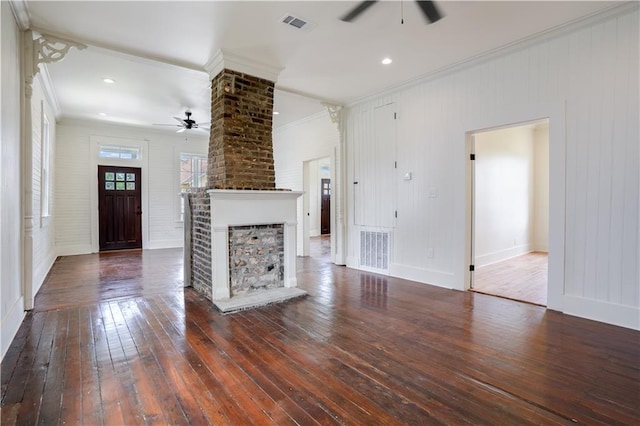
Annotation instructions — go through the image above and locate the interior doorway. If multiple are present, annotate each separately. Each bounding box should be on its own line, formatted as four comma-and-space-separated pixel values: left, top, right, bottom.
469, 120, 549, 306
303, 157, 331, 258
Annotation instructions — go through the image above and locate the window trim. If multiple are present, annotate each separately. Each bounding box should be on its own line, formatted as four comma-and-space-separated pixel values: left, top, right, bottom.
177, 152, 208, 223
99, 145, 141, 160
40, 108, 51, 225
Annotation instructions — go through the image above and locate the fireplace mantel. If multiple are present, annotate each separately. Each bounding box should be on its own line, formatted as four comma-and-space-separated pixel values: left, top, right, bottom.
208, 189, 303, 303
208, 189, 302, 201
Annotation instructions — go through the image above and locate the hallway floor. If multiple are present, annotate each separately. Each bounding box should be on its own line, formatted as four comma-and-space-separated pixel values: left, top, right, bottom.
472, 252, 548, 306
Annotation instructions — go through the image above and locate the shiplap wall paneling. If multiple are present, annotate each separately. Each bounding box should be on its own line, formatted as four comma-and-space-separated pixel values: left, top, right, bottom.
615, 11, 639, 308
55, 122, 208, 255
344, 7, 638, 327
352, 109, 372, 227
353, 103, 397, 228
55, 125, 93, 253
31, 77, 57, 295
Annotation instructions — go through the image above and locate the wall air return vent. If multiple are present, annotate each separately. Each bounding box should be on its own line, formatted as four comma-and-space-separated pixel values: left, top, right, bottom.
281, 14, 315, 31
360, 230, 390, 272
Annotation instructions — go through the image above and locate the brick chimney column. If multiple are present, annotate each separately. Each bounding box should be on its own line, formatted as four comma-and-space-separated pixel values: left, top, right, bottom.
205, 51, 282, 190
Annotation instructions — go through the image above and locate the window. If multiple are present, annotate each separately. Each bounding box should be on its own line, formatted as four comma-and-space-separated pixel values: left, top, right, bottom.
99, 145, 140, 160
41, 113, 51, 219
179, 153, 208, 220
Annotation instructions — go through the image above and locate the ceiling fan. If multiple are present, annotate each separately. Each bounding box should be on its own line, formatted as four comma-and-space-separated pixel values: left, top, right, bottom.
154, 111, 210, 133
341, 0, 443, 24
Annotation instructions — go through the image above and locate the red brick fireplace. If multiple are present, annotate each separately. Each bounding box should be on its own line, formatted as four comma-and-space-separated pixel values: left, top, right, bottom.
184, 51, 304, 312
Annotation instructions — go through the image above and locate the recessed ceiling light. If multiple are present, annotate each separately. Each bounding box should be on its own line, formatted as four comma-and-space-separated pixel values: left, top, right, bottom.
273, 111, 280, 115
98, 112, 108, 116
381, 57, 393, 65
102, 78, 115, 84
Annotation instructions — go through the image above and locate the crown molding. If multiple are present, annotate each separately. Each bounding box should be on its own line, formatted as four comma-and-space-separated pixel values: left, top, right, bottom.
205, 49, 283, 82
36, 64, 62, 121
57, 116, 210, 139
273, 109, 329, 133
347, 1, 639, 109
29, 26, 206, 74
9, 0, 30, 30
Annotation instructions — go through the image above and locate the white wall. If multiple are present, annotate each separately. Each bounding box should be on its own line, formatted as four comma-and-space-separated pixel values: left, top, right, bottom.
31, 74, 58, 297
273, 111, 339, 256
55, 120, 208, 255
474, 124, 548, 267
1, 2, 25, 360
344, 6, 639, 329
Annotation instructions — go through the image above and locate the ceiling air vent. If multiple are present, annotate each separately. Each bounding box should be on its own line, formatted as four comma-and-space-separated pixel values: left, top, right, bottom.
281, 14, 315, 31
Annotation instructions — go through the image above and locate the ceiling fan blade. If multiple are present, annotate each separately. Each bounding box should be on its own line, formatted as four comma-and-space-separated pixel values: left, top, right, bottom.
176, 128, 187, 133
174, 116, 187, 126
340, 0, 377, 22
153, 123, 181, 127
416, 0, 443, 24
199, 125, 210, 131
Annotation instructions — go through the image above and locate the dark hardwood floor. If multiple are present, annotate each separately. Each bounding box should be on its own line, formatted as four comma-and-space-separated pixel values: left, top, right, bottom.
2, 242, 639, 425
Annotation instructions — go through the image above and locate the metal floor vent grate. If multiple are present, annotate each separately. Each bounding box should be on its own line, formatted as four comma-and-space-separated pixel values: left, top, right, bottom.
360, 231, 389, 271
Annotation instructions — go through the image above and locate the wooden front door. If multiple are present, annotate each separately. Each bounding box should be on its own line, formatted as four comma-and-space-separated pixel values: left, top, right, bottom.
321, 178, 331, 235
98, 165, 142, 251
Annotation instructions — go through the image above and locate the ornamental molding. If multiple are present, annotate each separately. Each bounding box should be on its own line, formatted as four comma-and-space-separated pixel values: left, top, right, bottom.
32, 32, 87, 76
322, 103, 343, 124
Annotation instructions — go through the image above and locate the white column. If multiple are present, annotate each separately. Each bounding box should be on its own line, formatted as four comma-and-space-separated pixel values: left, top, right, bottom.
21, 31, 35, 310
324, 103, 347, 265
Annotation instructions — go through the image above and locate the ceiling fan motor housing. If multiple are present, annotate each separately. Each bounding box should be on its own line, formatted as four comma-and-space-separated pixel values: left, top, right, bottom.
184, 112, 196, 128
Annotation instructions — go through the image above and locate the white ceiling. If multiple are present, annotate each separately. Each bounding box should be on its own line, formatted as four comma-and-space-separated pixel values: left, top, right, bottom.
20, 1, 622, 130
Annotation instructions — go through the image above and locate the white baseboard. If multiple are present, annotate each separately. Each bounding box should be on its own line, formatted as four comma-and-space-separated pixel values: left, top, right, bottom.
56, 244, 93, 256
57, 241, 183, 255
562, 295, 640, 330
390, 263, 456, 289
346, 256, 359, 269
33, 251, 57, 296
146, 239, 183, 250
476, 244, 532, 267
1, 296, 25, 362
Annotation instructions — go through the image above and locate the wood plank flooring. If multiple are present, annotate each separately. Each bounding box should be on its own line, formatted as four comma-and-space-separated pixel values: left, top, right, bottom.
2, 244, 639, 425
472, 252, 548, 306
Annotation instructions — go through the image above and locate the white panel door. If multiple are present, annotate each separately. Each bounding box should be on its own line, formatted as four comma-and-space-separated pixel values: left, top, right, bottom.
354, 103, 397, 228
